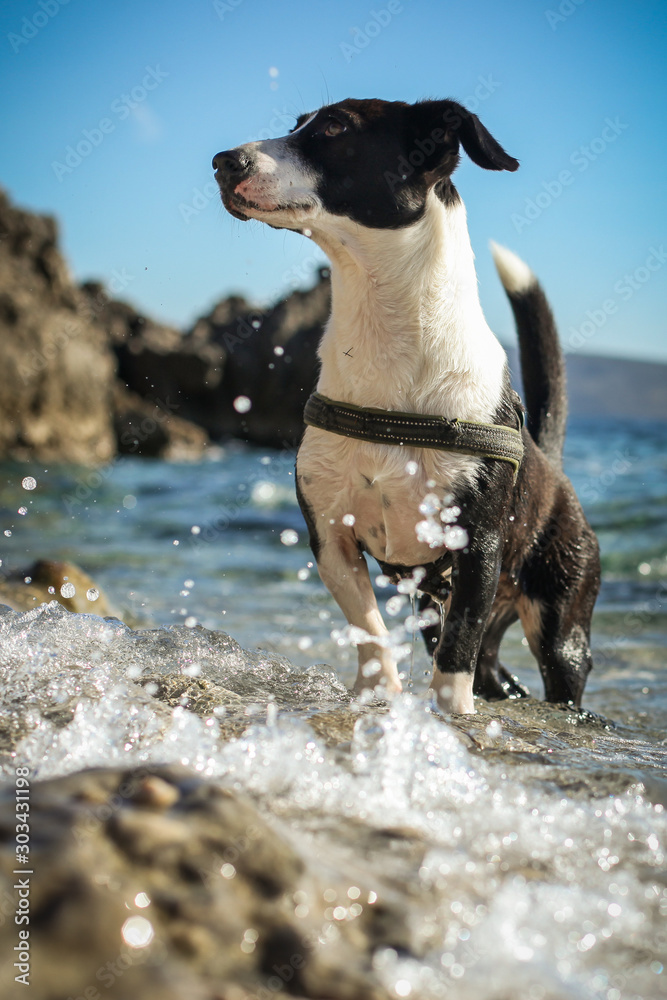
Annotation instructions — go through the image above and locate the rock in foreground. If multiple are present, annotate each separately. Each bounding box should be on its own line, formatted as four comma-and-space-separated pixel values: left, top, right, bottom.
0, 765, 398, 999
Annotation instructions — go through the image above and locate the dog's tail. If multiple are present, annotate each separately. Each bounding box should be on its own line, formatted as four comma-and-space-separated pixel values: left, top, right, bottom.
490, 242, 567, 468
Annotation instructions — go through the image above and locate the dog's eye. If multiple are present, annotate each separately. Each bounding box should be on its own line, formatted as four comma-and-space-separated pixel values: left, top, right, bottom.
324, 119, 346, 137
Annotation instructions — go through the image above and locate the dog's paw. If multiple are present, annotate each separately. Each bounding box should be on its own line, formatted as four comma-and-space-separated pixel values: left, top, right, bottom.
352, 663, 403, 698
473, 662, 531, 701
429, 672, 476, 714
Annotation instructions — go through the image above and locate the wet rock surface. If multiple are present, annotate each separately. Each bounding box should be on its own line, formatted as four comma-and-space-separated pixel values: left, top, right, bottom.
0, 764, 401, 1000
0, 559, 114, 616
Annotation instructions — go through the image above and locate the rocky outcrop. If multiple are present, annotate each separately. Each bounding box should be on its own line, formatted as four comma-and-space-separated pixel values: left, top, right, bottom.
0, 765, 400, 999
0, 192, 210, 464
112, 383, 208, 460
186, 271, 329, 447
0, 191, 117, 465
89, 271, 331, 450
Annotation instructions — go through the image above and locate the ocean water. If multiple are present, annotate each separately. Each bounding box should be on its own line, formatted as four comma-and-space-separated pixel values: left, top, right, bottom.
0, 417, 666, 998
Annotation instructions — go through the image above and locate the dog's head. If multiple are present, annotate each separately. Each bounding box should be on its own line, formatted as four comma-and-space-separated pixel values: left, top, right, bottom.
213, 98, 518, 234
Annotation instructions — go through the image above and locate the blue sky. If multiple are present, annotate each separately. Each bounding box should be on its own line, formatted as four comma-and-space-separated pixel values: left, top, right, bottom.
1, 0, 665, 361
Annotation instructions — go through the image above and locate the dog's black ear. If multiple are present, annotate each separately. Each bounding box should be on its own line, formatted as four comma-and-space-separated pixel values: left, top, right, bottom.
410, 99, 519, 173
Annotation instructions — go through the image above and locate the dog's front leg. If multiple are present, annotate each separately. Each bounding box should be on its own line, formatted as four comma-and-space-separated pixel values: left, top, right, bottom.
430, 532, 503, 714
316, 536, 403, 696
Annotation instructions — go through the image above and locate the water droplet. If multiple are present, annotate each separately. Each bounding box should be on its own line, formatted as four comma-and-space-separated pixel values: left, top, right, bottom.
252, 481, 277, 503
233, 395, 252, 413
405, 461, 418, 475
638, 562, 651, 575
444, 525, 468, 550
419, 493, 440, 516
4, 530, 12, 537
134, 892, 151, 908
21, 477, 37, 490
297, 568, 310, 581
121, 915, 154, 949
184, 616, 198, 628
123, 495, 137, 509
184, 579, 195, 588
386, 595, 406, 616
60, 582, 76, 598
342, 513, 355, 526
190, 525, 201, 535
86, 588, 99, 602
280, 529, 299, 546
17, 507, 27, 516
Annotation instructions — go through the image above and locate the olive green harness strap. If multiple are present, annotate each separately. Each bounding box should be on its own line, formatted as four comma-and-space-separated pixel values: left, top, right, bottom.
304, 391, 524, 480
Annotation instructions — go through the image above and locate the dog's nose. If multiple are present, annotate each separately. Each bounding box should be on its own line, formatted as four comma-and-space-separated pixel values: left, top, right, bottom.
212, 149, 250, 175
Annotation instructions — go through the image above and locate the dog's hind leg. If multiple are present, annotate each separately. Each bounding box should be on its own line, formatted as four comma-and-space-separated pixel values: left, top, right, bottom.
519, 509, 600, 706
517, 575, 597, 707
474, 609, 531, 700
418, 592, 441, 658
519, 598, 595, 707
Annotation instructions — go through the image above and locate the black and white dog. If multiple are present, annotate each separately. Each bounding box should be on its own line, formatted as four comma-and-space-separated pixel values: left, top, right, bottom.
213, 98, 600, 714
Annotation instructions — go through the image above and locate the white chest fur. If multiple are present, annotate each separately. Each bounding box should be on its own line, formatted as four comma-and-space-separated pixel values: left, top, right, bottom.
297, 190, 508, 566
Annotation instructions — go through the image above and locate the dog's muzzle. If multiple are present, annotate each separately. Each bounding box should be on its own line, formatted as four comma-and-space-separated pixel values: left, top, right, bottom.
212, 148, 254, 220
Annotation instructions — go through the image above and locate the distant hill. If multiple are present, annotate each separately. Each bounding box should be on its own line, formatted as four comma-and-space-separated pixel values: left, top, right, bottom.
505, 347, 667, 422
